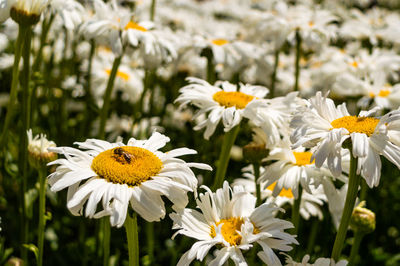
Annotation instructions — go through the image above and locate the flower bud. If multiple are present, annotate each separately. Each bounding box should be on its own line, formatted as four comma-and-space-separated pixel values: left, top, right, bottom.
243, 143, 269, 163
10, 0, 49, 26
350, 201, 376, 234
27, 129, 57, 169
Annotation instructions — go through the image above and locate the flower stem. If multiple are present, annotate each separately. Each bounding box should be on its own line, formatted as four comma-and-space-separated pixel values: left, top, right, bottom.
37, 166, 48, 266
150, 0, 157, 21
253, 163, 262, 206
212, 125, 240, 190
125, 212, 139, 266
331, 154, 361, 261
18, 25, 33, 263
270, 49, 280, 98
103, 218, 111, 266
291, 186, 303, 235
348, 231, 364, 265
146, 222, 154, 265
32, 13, 55, 72
98, 54, 123, 139
293, 30, 301, 92
201, 48, 216, 84
81, 39, 96, 137
0, 24, 28, 147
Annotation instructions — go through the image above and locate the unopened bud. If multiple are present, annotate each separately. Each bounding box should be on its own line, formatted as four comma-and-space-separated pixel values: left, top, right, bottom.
27, 129, 57, 169
350, 201, 376, 234
243, 143, 269, 163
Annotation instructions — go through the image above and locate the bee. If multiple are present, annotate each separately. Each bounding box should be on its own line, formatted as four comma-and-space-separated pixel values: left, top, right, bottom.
113, 147, 134, 164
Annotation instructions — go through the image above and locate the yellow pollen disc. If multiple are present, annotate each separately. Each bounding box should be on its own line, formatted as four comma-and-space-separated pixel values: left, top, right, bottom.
124, 21, 147, 32
331, 116, 380, 136
293, 151, 314, 166
350, 61, 358, 68
105, 69, 130, 81
210, 217, 259, 246
91, 147, 162, 186
266, 182, 294, 199
212, 39, 229, 46
308, 21, 314, 27
212, 91, 254, 109
378, 89, 391, 97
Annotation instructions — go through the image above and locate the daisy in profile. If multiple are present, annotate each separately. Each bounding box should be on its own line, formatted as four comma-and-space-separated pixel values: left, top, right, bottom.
284, 254, 348, 266
233, 166, 327, 221
259, 138, 345, 198
47, 132, 211, 227
170, 182, 298, 266
175, 77, 268, 140
291, 91, 400, 188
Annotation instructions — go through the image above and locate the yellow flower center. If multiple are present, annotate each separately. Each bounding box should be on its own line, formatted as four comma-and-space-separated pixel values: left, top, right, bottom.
266, 182, 294, 199
124, 21, 147, 32
293, 151, 314, 166
212, 91, 254, 109
350, 61, 358, 68
212, 39, 229, 46
210, 217, 259, 246
105, 69, 130, 81
369, 89, 391, 98
91, 147, 162, 186
308, 21, 314, 27
331, 116, 379, 136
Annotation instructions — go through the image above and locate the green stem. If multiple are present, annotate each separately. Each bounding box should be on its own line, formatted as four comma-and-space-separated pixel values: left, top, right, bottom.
253, 163, 261, 206
212, 125, 240, 190
37, 167, 48, 266
98, 54, 123, 139
291, 186, 303, 235
103, 218, 111, 266
81, 39, 96, 137
293, 30, 301, 92
306, 218, 319, 255
202, 48, 216, 84
270, 49, 280, 98
359, 179, 368, 201
18, 25, 33, 263
32, 13, 55, 72
125, 213, 139, 266
331, 154, 361, 261
348, 231, 364, 266
150, 0, 157, 21
146, 222, 154, 265
0, 25, 28, 147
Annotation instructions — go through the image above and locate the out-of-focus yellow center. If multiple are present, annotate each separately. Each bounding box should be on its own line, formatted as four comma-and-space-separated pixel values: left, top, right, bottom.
369, 89, 391, 98
210, 217, 259, 246
91, 147, 162, 186
212, 39, 229, 46
350, 61, 358, 68
293, 151, 314, 166
308, 21, 314, 27
105, 69, 130, 81
212, 91, 254, 109
331, 116, 379, 136
266, 182, 294, 199
124, 21, 147, 31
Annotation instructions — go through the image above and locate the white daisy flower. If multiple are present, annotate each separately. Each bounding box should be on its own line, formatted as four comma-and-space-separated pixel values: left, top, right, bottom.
291, 91, 400, 187
175, 77, 269, 140
284, 254, 348, 266
233, 166, 327, 221
170, 181, 298, 266
259, 139, 342, 199
47, 132, 212, 227
27, 129, 57, 167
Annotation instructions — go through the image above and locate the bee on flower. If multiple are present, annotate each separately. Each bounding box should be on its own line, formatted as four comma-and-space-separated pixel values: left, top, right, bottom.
47, 132, 212, 227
